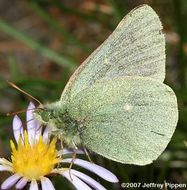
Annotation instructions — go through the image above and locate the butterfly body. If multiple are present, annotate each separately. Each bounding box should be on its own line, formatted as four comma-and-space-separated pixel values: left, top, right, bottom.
35, 102, 82, 147
34, 5, 178, 165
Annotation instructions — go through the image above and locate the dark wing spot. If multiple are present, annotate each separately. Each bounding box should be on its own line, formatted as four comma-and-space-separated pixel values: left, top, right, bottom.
151, 130, 165, 136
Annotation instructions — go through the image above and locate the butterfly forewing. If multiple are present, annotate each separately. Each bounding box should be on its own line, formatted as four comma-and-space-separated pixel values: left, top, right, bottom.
61, 5, 165, 101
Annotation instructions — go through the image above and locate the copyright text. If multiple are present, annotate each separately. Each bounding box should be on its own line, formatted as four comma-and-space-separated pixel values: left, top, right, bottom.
121, 182, 186, 189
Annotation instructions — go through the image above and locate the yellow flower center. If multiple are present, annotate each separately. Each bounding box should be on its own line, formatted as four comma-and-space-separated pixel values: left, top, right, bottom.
10, 131, 59, 180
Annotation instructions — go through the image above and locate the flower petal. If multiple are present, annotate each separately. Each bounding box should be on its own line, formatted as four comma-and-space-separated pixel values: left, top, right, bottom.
26, 102, 36, 140
62, 159, 119, 183
0, 165, 12, 172
42, 126, 51, 143
35, 125, 42, 141
71, 169, 107, 190
13, 115, 23, 143
58, 149, 84, 156
61, 170, 92, 190
16, 177, 28, 189
1, 174, 21, 189
26, 102, 40, 144
29, 180, 38, 190
0, 158, 12, 166
40, 177, 55, 190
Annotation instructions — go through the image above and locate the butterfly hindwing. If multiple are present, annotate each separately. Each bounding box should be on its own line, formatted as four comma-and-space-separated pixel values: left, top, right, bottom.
67, 77, 178, 165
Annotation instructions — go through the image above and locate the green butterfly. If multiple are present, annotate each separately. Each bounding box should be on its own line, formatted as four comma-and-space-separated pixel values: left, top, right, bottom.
34, 4, 178, 165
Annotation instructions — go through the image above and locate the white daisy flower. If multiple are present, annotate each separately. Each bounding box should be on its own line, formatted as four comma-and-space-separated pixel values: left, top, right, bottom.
0, 102, 119, 190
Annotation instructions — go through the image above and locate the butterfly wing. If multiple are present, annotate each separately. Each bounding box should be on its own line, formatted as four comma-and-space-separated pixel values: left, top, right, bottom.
61, 4, 165, 101
67, 77, 178, 165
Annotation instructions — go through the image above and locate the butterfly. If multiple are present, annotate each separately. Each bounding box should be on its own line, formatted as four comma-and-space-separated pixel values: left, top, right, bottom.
34, 4, 178, 165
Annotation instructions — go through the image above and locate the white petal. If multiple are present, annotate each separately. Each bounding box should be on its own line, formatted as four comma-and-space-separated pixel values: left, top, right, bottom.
71, 169, 107, 190
16, 177, 28, 189
26, 102, 41, 144
0, 165, 12, 172
35, 125, 42, 141
0, 158, 12, 166
41, 177, 55, 190
27, 102, 36, 116
58, 149, 84, 156
42, 126, 51, 143
29, 180, 38, 190
1, 174, 21, 189
62, 159, 119, 183
13, 115, 23, 143
62, 171, 92, 190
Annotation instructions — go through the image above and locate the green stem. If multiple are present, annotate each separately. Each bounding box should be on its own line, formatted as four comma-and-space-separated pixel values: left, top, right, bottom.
29, 1, 89, 52
0, 20, 77, 71
106, 0, 123, 22
173, 0, 187, 90
0, 77, 59, 89
8, 54, 20, 81
52, 0, 113, 29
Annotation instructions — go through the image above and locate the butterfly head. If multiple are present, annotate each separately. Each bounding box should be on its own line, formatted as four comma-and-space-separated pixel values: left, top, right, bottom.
34, 102, 60, 125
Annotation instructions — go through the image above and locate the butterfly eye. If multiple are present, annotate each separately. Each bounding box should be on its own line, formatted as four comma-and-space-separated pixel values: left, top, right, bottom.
41, 110, 52, 122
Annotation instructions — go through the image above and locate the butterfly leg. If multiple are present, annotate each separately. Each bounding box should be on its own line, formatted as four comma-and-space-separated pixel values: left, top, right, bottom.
83, 147, 94, 163
67, 140, 78, 180
68, 151, 77, 181
56, 136, 64, 168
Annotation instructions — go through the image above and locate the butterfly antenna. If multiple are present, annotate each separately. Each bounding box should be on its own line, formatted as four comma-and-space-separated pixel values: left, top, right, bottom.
6, 107, 40, 116
7, 108, 28, 116
7, 81, 42, 105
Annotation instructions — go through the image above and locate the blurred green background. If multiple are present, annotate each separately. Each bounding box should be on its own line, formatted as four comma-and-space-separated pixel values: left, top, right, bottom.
0, 0, 187, 189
